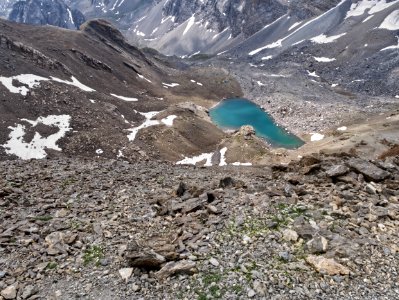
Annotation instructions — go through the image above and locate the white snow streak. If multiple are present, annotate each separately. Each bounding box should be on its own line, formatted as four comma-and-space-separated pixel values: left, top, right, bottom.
110, 94, 138, 102
310, 33, 347, 44
50, 76, 95, 92
183, 15, 195, 36
314, 57, 336, 62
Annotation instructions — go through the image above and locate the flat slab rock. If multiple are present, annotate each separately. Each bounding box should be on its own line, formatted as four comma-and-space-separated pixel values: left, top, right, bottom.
326, 165, 349, 177
155, 260, 196, 280
306, 255, 350, 276
348, 159, 390, 181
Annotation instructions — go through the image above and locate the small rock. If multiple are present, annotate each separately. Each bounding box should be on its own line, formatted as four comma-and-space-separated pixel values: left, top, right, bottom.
209, 258, 220, 267
21, 285, 38, 299
326, 165, 349, 177
253, 280, 266, 296
278, 251, 292, 262
282, 229, 298, 242
155, 260, 196, 280
306, 236, 328, 254
45, 232, 66, 255
176, 182, 187, 197
206, 205, 218, 214
219, 177, 235, 188
131, 284, 140, 292
247, 289, 256, 298
99, 259, 109, 266
306, 255, 350, 275
119, 268, 133, 282
240, 125, 256, 137
55, 209, 69, 218
1, 285, 17, 300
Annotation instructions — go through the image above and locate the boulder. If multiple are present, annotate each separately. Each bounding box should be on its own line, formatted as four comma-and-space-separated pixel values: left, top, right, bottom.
125, 242, 166, 269
348, 159, 390, 181
1, 285, 17, 300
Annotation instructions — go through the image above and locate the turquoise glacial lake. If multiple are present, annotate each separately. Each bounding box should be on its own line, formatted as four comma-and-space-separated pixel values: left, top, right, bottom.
209, 98, 304, 149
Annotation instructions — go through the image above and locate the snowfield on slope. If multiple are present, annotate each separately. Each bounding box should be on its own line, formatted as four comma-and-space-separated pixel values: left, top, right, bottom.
0, 74, 96, 95
1, 115, 72, 159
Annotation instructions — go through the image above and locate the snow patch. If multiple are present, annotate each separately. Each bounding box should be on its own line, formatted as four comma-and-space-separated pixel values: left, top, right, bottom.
138, 74, 152, 83
127, 112, 177, 141
307, 70, 320, 78
176, 152, 213, 167
310, 133, 325, 142
0, 74, 49, 96
161, 115, 177, 127
110, 94, 138, 102
337, 126, 347, 131
289, 21, 302, 31
262, 56, 273, 60
219, 147, 227, 166
51, 76, 95, 92
2, 115, 72, 160
314, 57, 336, 62
232, 162, 252, 166
162, 82, 180, 88
310, 33, 346, 44
379, 10, 399, 30
380, 36, 399, 51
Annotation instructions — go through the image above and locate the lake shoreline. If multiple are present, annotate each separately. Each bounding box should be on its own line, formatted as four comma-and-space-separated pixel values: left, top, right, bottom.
209, 98, 304, 149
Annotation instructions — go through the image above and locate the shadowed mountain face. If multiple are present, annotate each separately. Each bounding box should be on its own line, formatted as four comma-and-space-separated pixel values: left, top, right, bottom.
7, 0, 85, 29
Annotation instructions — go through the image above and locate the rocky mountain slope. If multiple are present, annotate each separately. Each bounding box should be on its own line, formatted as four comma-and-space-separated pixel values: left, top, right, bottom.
3, 0, 85, 29
0, 18, 249, 163
0, 153, 398, 299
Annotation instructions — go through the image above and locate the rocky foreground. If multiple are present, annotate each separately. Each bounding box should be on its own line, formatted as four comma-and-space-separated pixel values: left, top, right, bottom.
0, 154, 398, 299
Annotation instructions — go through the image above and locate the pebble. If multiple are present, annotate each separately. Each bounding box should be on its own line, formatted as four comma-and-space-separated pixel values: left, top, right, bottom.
209, 258, 220, 267
119, 268, 133, 282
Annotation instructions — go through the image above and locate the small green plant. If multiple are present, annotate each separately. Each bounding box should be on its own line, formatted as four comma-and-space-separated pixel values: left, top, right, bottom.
270, 204, 308, 229
83, 245, 104, 266
156, 175, 165, 184
196, 291, 207, 300
202, 273, 222, 286
34, 215, 53, 222
60, 178, 76, 189
232, 284, 243, 294
46, 262, 58, 270
70, 220, 81, 230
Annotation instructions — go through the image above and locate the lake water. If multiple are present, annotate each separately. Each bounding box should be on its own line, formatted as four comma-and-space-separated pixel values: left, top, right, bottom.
209, 98, 304, 149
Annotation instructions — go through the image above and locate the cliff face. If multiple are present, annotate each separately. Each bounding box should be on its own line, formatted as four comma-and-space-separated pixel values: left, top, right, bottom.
8, 0, 85, 29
